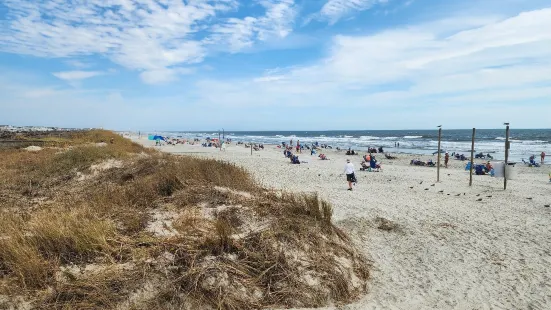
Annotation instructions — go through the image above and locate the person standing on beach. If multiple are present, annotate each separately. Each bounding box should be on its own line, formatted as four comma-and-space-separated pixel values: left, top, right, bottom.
344, 159, 356, 191
297, 140, 301, 154
445, 152, 450, 168
542, 152, 546, 164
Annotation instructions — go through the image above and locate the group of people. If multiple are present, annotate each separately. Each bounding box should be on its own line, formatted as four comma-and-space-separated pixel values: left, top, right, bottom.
360, 153, 382, 171
411, 159, 436, 167
367, 147, 384, 153
468, 161, 494, 175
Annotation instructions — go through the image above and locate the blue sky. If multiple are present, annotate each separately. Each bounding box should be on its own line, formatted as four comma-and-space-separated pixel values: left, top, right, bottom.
1, 0, 551, 131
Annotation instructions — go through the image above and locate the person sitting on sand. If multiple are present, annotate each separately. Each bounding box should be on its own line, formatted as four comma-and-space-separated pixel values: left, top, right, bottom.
486, 161, 493, 172
370, 158, 382, 172
475, 164, 486, 175
311, 148, 317, 156
529, 155, 540, 167
319, 154, 329, 160
364, 154, 371, 163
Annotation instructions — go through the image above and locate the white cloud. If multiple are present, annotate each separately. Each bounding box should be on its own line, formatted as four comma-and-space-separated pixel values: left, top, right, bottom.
319, 0, 388, 24
139, 67, 195, 84
22, 88, 61, 99
0, 0, 298, 75
65, 60, 93, 69
189, 8, 551, 116
52, 71, 105, 81
208, 0, 297, 51
0, 0, 240, 75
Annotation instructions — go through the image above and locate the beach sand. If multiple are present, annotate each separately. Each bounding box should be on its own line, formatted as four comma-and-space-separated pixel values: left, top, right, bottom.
133, 137, 551, 309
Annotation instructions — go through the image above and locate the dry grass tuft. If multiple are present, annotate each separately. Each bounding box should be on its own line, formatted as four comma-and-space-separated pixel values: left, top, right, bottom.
375, 217, 400, 232
0, 207, 117, 289
39, 266, 144, 310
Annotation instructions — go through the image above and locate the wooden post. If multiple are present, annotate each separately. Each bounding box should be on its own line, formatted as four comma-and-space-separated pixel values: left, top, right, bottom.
504, 125, 510, 190
437, 127, 442, 182
250, 144, 253, 156
469, 128, 476, 186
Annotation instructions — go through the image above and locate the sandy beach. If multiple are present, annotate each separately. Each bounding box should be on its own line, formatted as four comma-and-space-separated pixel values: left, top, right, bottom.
133, 136, 551, 309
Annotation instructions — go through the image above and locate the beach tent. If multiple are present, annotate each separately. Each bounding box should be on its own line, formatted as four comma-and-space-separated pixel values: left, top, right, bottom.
148, 135, 166, 141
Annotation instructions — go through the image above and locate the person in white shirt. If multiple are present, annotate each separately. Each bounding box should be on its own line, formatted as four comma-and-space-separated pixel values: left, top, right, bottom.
344, 159, 356, 191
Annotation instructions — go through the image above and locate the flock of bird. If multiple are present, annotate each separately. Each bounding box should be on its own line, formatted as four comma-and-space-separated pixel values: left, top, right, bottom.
408, 180, 549, 208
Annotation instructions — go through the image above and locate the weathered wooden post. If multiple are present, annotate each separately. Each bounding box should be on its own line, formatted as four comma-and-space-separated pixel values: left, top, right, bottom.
469, 128, 476, 186
437, 125, 442, 182
504, 123, 510, 190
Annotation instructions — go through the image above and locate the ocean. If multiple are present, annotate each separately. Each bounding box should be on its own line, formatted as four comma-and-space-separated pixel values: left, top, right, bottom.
154, 129, 551, 163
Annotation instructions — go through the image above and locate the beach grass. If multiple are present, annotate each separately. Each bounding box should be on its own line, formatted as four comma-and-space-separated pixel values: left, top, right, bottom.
0, 130, 369, 309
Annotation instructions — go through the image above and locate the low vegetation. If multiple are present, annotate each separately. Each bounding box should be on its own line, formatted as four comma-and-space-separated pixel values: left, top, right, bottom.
0, 130, 369, 309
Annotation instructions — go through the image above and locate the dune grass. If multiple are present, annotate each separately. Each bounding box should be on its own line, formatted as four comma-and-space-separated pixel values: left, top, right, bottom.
0, 130, 369, 309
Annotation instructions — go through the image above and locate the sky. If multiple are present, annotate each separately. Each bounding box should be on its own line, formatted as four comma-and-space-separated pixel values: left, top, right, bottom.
1, 0, 551, 131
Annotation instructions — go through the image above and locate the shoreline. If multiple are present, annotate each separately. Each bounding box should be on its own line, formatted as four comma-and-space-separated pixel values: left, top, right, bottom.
123, 129, 551, 164
132, 135, 551, 309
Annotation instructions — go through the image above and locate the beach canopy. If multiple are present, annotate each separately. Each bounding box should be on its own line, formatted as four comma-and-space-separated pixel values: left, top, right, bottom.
148, 135, 166, 141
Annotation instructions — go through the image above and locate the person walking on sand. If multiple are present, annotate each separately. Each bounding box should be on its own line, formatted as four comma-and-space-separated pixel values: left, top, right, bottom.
344, 159, 356, 191
445, 152, 450, 168
542, 152, 546, 164
296, 140, 301, 154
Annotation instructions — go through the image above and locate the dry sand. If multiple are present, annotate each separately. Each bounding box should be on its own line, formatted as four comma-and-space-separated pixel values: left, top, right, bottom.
133, 137, 551, 309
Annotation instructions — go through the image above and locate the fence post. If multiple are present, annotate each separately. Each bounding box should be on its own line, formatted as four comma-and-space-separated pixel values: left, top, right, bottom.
469, 128, 476, 186
504, 124, 510, 190
437, 126, 442, 182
